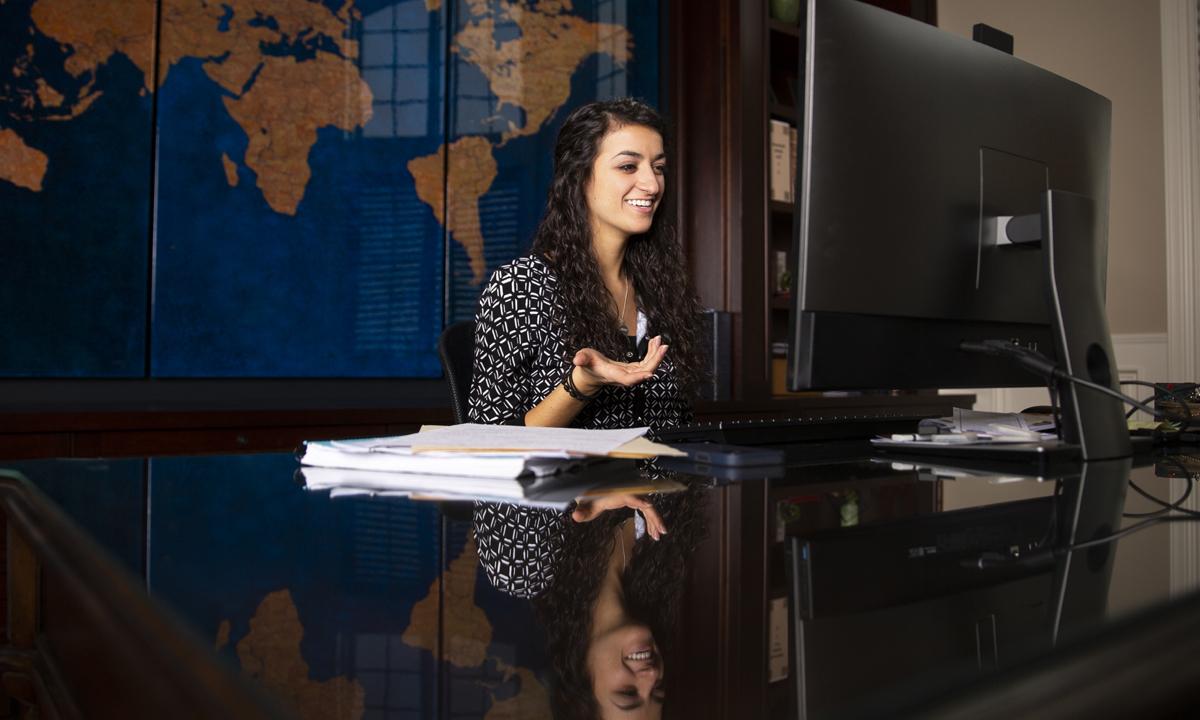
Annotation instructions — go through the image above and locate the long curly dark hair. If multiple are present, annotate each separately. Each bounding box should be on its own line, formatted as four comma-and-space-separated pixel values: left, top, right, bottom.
533, 476, 709, 718
530, 98, 706, 396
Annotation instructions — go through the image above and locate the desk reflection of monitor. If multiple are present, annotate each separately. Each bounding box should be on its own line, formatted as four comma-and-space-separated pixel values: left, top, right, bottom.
785, 460, 1129, 719
785, 0, 1130, 460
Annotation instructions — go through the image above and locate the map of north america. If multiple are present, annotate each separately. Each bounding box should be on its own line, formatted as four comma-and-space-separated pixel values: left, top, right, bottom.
2, 0, 633, 286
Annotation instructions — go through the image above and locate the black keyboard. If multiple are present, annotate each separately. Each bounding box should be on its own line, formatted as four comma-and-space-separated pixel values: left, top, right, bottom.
655, 412, 932, 446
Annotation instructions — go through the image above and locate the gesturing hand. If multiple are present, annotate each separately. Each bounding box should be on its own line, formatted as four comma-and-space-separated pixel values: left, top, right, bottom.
572, 335, 668, 394
571, 493, 667, 541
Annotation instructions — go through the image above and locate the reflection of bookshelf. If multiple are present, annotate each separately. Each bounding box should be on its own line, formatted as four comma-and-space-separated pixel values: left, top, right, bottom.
767, 16, 802, 396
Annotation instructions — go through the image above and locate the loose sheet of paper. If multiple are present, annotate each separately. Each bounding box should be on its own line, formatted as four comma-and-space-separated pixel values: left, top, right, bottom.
951, 408, 1055, 441
338, 423, 650, 456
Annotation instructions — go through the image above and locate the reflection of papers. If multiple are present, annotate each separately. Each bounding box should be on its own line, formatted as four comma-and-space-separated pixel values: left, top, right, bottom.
888, 460, 1047, 485
324, 486, 569, 510
303, 424, 683, 478
298, 464, 685, 511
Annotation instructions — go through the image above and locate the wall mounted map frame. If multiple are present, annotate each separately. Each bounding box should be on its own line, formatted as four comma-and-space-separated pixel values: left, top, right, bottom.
1, 0, 661, 380
151, 0, 448, 377
0, 0, 155, 377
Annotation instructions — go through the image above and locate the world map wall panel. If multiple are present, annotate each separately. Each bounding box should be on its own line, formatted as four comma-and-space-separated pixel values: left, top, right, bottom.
150, 0, 448, 377
0, 0, 155, 377
1, 0, 662, 379
444, 0, 662, 324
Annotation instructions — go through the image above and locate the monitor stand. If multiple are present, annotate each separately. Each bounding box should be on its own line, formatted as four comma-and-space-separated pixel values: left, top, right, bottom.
873, 190, 1133, 465
1050, 457, 1130, 645
1042, 190, 1132, 460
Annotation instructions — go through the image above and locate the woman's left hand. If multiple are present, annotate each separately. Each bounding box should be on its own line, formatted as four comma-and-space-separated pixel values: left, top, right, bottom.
570, 494, 667, 540
571, 335, 668, 393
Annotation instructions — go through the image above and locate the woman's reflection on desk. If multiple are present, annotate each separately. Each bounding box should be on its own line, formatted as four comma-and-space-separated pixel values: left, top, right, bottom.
465, 95, 710, 718
474, 474, 706, 718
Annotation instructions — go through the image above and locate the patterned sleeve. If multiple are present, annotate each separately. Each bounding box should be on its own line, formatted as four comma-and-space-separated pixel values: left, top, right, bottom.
467, 263, 546, 425
473, 502, 566, 599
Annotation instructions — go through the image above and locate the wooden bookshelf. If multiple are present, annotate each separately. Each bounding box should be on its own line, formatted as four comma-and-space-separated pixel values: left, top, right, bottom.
762, 1, 938, 398
668, 0, 935, 405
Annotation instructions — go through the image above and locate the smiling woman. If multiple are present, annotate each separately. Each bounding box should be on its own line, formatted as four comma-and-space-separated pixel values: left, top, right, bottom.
468, 98, 708, 717
467, 98, 705, 434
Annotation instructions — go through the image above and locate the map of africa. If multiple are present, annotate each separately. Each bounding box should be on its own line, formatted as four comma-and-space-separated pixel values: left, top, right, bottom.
208, 530, 549, 718
2, 0, 370, 214
0, 0, 659, 378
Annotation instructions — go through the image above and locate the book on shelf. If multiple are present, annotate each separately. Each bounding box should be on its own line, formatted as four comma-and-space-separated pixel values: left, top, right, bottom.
770, 119, 793, 202
774, 250, 791, 294
789, 125, 798, 204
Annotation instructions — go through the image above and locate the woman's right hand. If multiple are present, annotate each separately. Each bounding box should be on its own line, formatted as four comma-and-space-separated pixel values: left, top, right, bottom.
571, 335, 668, 395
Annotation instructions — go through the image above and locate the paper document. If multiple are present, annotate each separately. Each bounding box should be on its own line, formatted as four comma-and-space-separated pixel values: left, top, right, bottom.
302, 440, 568, 478
404, 423, 649, 456
298, 461, 680, 511
408, 425, 684, 456
907, 409, 1057, 444
951, 408, 1055, 435
609, 436, 687, 458
301, 466, 529, 498
301, 424, 682, 480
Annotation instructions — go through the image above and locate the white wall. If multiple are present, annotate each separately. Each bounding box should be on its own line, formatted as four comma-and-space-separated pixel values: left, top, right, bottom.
939, 0, 1168, 336
938, 1, 1178, 604
937, 1, 1170, 414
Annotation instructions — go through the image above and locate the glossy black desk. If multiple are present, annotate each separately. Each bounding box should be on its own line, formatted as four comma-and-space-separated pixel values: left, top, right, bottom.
2, 447, 1197, 718
670, 444, 1200, 719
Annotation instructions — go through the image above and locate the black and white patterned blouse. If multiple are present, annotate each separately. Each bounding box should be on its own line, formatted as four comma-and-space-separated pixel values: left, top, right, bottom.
469, 254, 691, 598
467, 254, 690, 430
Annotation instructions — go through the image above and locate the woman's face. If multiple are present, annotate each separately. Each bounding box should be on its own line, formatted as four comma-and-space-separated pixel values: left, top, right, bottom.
588, 621, 664, 717
584, 123, 666, 244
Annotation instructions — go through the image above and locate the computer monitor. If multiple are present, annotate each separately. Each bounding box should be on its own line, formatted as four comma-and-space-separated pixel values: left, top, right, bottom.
786, 0, 1130, 458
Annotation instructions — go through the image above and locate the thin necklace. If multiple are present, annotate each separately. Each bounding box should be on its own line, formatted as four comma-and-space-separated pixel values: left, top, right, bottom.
617, 277, 631, 335
618, 519, 629, 570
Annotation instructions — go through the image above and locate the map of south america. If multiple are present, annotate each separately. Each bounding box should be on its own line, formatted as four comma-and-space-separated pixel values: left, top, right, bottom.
408, 0, 633, 284
1, 0, 656, 378
6, 0, 635, 283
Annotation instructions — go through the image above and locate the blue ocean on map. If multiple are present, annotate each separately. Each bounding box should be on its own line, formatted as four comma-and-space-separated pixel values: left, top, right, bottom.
2, 0, 660, 379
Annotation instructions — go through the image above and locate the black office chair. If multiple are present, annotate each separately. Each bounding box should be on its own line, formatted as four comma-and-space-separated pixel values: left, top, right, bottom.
438, 320, 475, 424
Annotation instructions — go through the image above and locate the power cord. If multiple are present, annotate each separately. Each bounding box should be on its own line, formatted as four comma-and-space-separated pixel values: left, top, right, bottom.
966, 454, 1200, 568
1123, 463, 1199, 518
959, 340, 1192, 425
1070, 515, 1200, 552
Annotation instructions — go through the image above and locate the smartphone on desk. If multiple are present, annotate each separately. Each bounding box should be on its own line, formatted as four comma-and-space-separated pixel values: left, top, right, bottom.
668, 442, 785, 467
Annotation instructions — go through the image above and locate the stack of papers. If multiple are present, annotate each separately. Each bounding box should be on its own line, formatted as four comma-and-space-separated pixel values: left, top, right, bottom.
297, 423, 684, 509
297, 464, 684, 509
876, 409, 1058, 447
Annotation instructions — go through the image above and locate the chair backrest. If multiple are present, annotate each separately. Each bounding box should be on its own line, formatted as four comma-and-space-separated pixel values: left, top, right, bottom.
438, 320, 475, 424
